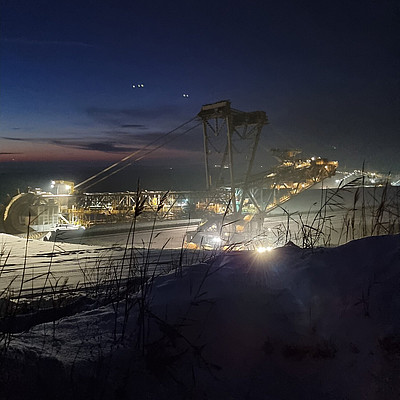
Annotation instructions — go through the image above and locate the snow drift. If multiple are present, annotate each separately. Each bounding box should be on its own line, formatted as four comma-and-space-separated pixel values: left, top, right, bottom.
1, 234, 400, 399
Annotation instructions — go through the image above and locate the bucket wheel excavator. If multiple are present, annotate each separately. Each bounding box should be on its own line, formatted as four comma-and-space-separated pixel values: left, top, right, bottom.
0, 101, 338, 235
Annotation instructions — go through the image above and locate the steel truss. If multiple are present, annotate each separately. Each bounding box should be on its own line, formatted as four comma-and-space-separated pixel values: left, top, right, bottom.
68, 189, 232, 225
197, 101, 338, 214
235, 156, 338, 213
198, 100, 268, 213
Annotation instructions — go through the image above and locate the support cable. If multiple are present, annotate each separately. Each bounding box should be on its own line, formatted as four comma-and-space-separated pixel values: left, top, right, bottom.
75, 116, 199, 191
77, 118, 201, 192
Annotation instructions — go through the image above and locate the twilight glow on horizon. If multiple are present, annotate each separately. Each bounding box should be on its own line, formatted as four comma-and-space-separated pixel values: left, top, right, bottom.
1, 0, 399, 171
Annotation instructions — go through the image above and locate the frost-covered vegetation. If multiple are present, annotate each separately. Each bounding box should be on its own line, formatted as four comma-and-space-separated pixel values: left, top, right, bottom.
0, 183, 399, 400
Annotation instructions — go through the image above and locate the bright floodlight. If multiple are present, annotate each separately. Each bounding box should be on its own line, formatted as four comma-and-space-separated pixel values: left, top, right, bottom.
257, 246, 273, 253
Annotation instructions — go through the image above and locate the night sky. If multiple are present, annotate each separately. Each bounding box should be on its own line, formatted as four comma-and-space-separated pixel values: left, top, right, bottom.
1, 0, 399, 173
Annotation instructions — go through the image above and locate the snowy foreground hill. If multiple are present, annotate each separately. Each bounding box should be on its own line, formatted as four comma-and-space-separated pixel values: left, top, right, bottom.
1, 234, 400, 400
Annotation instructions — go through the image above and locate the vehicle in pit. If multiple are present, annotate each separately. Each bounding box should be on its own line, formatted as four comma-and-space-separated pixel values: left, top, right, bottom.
185, 213, 269, 251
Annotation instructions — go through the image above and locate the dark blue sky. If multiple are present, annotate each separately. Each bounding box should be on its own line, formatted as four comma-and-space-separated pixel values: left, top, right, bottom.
1, 0, 399, 172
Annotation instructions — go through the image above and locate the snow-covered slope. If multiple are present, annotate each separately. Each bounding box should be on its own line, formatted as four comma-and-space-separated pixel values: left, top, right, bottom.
1, 235, 399, 399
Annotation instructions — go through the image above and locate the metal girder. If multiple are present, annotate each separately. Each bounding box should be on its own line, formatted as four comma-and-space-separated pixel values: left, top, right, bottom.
234, 157, 338, 214
198, 100, 268, 213
197, 101, 339, 216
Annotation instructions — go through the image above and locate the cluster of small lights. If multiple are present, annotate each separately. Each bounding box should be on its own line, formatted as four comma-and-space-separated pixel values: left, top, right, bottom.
132, 84, 144, 88
182, 94, 189, 97
334, 170, 394, 186
50, 180, 71, 191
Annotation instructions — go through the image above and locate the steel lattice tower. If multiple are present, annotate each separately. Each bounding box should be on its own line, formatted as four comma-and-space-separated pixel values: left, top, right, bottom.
198, 100, 268, 213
